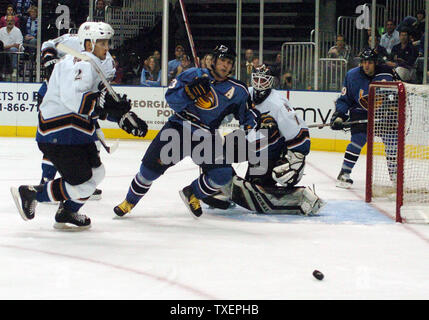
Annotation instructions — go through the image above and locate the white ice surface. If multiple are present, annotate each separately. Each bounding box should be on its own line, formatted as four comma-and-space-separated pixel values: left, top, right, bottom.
1, 137, 429, 300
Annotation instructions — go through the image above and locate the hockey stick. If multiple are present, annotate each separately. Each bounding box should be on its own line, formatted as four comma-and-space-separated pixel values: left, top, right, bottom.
178, 0, 200, 67
308, 119, 369, 129
95, 121, 119, 154
56, 43, 120, 102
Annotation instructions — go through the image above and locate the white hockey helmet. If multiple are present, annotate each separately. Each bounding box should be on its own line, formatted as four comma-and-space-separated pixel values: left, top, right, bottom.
78, 22, 114, 51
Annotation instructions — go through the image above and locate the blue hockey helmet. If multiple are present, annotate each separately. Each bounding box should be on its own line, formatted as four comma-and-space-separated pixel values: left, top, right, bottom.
360, 48, 378, 63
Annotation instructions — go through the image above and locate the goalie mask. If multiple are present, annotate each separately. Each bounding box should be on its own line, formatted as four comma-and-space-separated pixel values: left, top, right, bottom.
78, 22, 114, 52
251, 64, 274, 104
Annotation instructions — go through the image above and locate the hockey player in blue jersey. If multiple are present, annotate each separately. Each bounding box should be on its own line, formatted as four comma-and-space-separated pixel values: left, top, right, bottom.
113, 44, 260, 218
330, 48, 395, 188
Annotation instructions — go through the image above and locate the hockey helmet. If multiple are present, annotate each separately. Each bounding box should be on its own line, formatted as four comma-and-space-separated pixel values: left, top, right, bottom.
212, 44, 236, 65
78, 22, 114, 51
252, 64, 274, 104
360, 48, 378, 63
251, 64, 274, 91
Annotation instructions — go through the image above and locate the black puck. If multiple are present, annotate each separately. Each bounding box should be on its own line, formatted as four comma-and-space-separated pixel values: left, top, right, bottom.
313, 270, 324, 280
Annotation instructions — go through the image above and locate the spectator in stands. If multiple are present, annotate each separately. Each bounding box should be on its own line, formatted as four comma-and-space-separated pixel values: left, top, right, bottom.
23, 5, 37, 54
251, 57, 260, 70
12, 0, 34, 16
327, 34, 352, 62
380, 19, 400, 55
168, 44, 185, 81
153, 50, 161, 65
142, 56, 149, 71
279, 71, 293, 90
413, 10, 426, 41
240, 48, 254, 86
0, 15, 23, 77
111, 54, 123, 84
94, 0, 106, 22
200, 53, 213, 70
368, 35, 389, 64
397, 15, 417, 33
269, 53, 282, 78
387, 29, 418, 82
140, 56, 161, 87
0, 5, 20, 28
122, 52, 143, 85
174, 54, 193, 77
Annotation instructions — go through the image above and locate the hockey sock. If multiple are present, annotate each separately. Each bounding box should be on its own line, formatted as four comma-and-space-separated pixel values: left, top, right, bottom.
191, 173, 222, 199
63, 199, 87, 213
41, 158, 57, 182
126, 172, 153, 205
341, 132, 366, 173
36, 178, 70, 202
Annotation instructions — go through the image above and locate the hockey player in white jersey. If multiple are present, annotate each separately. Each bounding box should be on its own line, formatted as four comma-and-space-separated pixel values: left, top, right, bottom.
10, 22, 148, 230
37, 31, 116, 200
246, 64, 310, 187
203, 65, 323, 215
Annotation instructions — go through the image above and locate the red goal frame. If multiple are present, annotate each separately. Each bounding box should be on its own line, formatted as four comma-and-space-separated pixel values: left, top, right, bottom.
366, 81, 406, 223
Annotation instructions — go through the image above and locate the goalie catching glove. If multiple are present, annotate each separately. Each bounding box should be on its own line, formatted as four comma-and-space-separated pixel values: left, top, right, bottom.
119, 111, 148, 137
184, 76, 211, 101
272, 150, 306, 188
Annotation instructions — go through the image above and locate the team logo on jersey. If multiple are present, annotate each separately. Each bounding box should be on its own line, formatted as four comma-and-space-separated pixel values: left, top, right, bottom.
195, 88, 218, 110
359, 89, 383, 110
341, 87, 347, 96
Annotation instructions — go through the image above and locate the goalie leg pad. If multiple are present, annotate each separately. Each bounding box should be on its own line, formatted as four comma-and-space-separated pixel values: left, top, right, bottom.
231, 176, 324, 215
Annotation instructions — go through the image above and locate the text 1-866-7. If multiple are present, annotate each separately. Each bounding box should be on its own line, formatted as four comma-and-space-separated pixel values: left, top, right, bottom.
0, 103, 39, 112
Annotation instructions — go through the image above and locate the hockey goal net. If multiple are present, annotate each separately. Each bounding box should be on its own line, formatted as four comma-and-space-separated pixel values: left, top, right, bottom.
366, 81, 429, 223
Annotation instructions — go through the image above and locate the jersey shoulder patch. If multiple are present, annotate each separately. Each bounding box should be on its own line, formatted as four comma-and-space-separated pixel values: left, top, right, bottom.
227, 78, 249, 96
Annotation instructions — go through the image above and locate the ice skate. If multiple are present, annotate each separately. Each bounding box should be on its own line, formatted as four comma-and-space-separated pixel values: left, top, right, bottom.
89, 188, 102, 200
114, 199, 135, 217
336, 170, 353, 189
179, 185, 202, 218
10, 185, 39, 221
53, 204, 91, 230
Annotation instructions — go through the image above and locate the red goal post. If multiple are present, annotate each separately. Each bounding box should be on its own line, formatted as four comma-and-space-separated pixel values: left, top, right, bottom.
366, 81, 429, 223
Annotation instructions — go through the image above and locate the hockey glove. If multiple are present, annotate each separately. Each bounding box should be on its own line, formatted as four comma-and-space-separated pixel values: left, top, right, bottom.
184, 77, 211, 101
119, 111, 148, 137
330, 111, 349, 130
272, 150, 305, 188
102, 92, 132, 120
240, 106, 261, 132
41, 47, 59, 80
